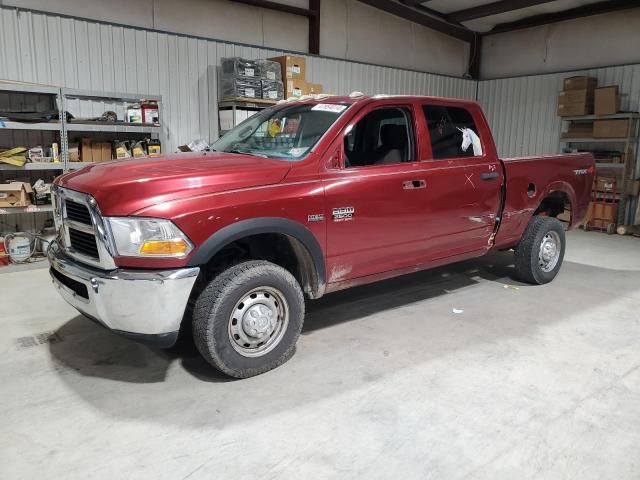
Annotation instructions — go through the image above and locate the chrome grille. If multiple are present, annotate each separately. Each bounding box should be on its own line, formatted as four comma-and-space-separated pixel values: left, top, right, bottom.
55, 187, 116, 270
68, 228, 100, 259
65, 200, 92, 225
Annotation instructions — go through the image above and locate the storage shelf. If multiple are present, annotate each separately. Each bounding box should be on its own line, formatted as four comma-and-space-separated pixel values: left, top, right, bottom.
219, 98, 278, 108
0, 205, 53, 215
0, 120, 61, 131
561, 138, 629, 143
595, 163, 625, 169
65, 122, 161, 133
0, 80, 59, 95
0, 162, 64, 171
61, 87, 161, 103
561, 113, 640, 121
67, 162, 93, 170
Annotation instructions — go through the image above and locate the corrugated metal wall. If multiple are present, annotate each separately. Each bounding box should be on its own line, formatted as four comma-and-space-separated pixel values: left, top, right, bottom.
0, 7, 476, 154
478, 64, 640, 157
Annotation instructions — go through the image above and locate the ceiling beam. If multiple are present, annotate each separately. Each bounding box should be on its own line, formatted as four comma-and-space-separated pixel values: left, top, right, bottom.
488, 0, 640, 34
448, 0, 556, 23
229, 0, 317, 18
357, 0, 475, 42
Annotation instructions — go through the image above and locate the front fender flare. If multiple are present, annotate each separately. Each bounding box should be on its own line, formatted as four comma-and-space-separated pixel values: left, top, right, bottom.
187, 217, 326, 296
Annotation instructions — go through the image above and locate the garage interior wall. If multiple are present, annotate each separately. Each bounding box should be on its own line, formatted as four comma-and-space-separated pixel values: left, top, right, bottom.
477, 63, 640, 158
1, 6, 640, 170
0, 6, 476, 155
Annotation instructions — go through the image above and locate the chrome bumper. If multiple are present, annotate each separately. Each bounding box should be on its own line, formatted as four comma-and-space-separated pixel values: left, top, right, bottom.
48, 241, 199, 347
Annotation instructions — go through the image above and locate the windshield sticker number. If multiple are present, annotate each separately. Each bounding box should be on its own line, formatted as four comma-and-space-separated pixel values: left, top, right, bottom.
312, 104, 347, 113
288, 147, 307, 157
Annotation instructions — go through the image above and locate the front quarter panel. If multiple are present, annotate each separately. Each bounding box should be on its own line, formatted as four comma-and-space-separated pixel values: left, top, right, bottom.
115, 173, 327, 270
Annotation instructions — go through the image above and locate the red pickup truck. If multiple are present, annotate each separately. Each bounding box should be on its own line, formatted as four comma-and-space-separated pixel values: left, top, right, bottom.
48, 94, 594, 378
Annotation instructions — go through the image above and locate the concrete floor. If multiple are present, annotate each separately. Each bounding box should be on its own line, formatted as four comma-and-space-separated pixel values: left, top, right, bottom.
2, 230, 640, 479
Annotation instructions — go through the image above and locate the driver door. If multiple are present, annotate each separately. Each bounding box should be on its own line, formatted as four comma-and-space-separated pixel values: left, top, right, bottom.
322, 102, 432, 283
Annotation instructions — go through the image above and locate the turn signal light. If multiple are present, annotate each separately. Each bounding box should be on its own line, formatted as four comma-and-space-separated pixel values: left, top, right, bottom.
139, 239, 190, 256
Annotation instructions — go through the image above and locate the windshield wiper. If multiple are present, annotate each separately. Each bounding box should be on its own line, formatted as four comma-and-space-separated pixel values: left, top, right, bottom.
227, 148, 268, 158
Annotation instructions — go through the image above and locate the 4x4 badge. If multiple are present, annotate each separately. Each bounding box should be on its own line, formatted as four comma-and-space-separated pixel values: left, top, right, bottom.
307, 214, 325, 223
332, 206, 355, 222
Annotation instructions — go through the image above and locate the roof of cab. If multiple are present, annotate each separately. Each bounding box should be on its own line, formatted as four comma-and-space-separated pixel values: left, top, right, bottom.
275, 93, 477, 107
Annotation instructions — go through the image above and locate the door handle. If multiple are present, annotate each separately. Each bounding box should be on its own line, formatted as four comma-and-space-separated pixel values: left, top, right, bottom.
480, 172, 499, 181
403, 179, 426, 190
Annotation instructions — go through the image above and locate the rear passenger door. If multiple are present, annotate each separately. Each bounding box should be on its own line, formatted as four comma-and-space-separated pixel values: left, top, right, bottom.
420, 103, 503, 258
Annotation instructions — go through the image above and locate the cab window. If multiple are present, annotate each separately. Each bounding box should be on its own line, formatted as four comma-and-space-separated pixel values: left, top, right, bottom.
344, 107, 414, 168
423, 105, 483, 159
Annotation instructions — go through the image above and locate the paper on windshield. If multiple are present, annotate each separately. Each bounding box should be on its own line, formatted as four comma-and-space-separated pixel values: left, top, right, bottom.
311, 104, 347, 113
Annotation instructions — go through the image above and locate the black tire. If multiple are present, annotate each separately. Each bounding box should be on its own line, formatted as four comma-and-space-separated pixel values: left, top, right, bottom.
514, 216, 566, 285
193, 260, 305, 378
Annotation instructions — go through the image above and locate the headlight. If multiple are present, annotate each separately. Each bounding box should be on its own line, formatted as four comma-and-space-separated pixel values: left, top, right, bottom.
105, 217, 193, 258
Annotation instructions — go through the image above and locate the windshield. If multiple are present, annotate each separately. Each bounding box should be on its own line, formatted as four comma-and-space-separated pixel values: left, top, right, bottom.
212, 102, 349, 160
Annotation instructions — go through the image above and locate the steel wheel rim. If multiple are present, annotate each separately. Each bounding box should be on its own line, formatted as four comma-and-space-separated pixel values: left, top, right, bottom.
538, 230, 561, 273
228, 286, 289, 357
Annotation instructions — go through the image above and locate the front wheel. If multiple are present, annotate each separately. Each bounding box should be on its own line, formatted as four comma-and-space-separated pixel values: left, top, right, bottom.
514, 216, 566, 284
193, 260, 305, 378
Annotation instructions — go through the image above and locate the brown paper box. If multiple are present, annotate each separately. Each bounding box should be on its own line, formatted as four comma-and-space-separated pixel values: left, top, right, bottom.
594, 86, 619, 116
563, 76, 597, 91
593, 119, 629, 138
269, 55, 306, 80
0, 182, 33, 207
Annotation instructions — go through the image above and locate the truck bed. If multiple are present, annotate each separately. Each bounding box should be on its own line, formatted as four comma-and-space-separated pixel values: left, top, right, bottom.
493, 153, 595, 250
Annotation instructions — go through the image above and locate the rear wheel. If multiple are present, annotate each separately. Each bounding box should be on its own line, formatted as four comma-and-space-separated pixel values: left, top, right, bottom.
514, 216, 565, 284
193, 260, 305, 378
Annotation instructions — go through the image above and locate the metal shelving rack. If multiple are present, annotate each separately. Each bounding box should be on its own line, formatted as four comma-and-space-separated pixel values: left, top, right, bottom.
560, 113, 640, 228
0, 81, 163, 220
218, 98, 276, 136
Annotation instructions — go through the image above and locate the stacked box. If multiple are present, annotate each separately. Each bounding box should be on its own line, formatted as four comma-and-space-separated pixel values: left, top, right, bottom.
594, 86, 620, 116
558, 76, 596, 117
221, 57, 260, 79
220, 77, 262, 100
261, 80, 284, 101
257, 60, 282, 81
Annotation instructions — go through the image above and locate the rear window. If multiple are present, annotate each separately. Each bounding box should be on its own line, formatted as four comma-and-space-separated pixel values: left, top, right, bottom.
423, 105, 483, 159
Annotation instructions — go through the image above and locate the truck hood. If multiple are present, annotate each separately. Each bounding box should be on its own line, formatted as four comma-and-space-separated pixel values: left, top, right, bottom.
57, 152, 292, 215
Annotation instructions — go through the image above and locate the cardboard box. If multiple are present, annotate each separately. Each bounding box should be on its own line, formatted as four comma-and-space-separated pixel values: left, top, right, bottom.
558, 89, 593, 105
593, 119, 629, 138
563, 76, 597, 91
0, 182, 33, 207
561, 122, 593, 138
558, 103, 592, 117
269, 55, 306, 80
285, 79, 309, 99
68, 142, 80, 162
309, 83, 323, 94
594, 86, 619, 115
81, 138, 93, 162
93, 142, 112, 162
594, 176, 616, 192
625, 179, 640, 196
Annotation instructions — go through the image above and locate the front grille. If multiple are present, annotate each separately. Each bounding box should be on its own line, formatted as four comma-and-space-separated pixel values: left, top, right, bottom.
50, 268, 89, 299
69, 228, 100, 259
65, 200, 92, 225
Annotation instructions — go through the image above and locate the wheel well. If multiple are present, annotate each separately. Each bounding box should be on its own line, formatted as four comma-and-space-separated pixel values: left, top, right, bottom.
200, 233, 322, 299
535, 191, 571, 220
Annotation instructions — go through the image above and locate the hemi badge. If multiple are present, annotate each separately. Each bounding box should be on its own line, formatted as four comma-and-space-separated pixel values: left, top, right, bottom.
308, 214, 325, 223
574, 168, 588, 175
332, 206, 355, 222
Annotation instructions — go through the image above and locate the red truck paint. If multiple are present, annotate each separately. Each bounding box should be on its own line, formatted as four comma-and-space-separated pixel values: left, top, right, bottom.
57, 95, 594, 291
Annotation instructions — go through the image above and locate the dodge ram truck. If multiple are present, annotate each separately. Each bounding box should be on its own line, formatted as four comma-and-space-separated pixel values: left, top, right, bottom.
48, 94, 595, 378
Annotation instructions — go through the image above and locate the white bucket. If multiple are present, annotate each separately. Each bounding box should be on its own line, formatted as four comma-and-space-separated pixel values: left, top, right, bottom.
7, 235, 32, 263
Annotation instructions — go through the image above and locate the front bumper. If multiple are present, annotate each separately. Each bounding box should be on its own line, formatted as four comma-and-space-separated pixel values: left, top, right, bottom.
48, 241, 200, 348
